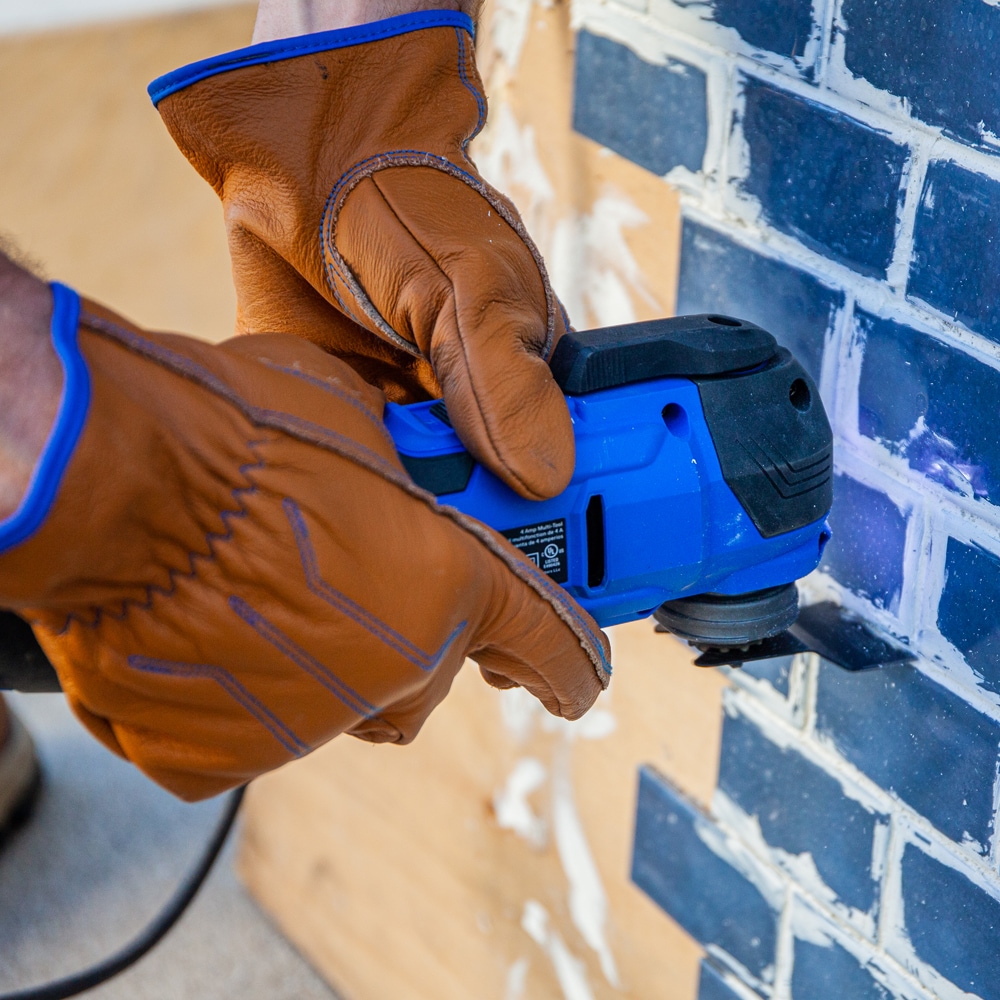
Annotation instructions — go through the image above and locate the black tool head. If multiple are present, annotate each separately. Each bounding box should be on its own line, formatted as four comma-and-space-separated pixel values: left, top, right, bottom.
654, 595, 915, 672
653, 584, 800, 651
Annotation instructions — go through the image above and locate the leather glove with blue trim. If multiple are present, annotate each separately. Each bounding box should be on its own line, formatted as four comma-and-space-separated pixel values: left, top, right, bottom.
0, 283, 609, 801
150, 11, 574, 502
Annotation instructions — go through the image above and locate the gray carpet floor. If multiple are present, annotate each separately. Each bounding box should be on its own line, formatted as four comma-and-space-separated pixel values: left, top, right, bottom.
0, 693, 341, 1000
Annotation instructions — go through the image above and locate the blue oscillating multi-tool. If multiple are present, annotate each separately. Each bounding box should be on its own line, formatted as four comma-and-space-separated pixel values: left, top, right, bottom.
0, 316, 912, 1000
386, 314, 837, 662
0, 315, 914, 690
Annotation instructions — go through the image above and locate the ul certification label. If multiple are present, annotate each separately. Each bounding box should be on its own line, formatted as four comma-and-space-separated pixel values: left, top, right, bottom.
501, 519, 568, 584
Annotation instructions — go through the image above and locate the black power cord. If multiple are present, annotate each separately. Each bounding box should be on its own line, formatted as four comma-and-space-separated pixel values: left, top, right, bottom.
0, 785, 245, 1000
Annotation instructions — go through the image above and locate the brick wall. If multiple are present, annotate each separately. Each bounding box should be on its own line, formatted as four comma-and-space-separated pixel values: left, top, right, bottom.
569, 0, 1000, 996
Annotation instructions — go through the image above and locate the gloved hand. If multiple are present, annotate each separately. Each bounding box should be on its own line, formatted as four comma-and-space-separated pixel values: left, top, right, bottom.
150, 12, 574, 501
0, 283, 609, 801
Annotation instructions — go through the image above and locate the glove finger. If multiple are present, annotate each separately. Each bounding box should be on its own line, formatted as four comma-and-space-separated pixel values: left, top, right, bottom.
478, 664, 519, 690
467, 541, 611, 720
337, 167, 575, 500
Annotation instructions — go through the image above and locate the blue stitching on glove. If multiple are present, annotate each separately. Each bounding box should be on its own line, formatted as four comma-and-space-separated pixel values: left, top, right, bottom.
455, 28, 486, 155
55, 446, 266, 636
256, 359, 392, 444
230, 595, 381, 718
284, 498, 467, 672
41, 319, 402, 487
148, 11, 475, 106
73, 311, 611, 682
442, 510, 612, 677
0, 283, 91, 554
320, 149, 480, 313
128, 655, 309, 756
517, 561, 611, 675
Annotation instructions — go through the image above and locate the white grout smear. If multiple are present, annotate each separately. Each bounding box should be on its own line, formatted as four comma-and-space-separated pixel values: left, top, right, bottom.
505, 958, 530, 1000
547, 192, 658, 329
695, 803, 787, 918
542, 705, 618, 742
704, 943, 774, 996
711, 788, 877, 940
499, 686, 546, 743
788, 894, 837, 948
475, 99, 659, 330
790, 894, 939, 1000
494, 758, 549, 848
489, 0, 537, 72
521, 901, 596, 1000
887, 146, 931, 294
475, 102, 556, 229
871, 819, 892, 883
882, 822, 1000, 1000
586, 267, 637, 328
549, 216, 587, 323
552, 748, 621, 986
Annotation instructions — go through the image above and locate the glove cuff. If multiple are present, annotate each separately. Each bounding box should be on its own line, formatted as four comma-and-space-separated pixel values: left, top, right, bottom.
0, 283, 90, 554
147, 10, 475, 106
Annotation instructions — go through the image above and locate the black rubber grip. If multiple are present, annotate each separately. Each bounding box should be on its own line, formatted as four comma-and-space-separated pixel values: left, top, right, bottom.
694, 348, 832, 537
398, 450, 475, 496
550, 314, 778, 394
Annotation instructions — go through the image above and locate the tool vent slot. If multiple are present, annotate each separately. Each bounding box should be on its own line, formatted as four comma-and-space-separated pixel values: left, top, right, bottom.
586, 495, 606, 589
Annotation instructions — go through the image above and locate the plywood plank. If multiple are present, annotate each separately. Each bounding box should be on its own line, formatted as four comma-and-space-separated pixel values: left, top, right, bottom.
239, 625, 727, 1000
0, 5, 253, 342
239, 8, 716, 998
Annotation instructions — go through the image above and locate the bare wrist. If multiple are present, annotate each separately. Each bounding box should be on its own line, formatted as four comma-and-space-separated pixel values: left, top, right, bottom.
0, 253, 61, 522
252, 0, 480, 42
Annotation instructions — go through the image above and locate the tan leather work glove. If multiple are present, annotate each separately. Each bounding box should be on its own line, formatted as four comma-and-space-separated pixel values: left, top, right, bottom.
150, 12, 574, 501
0, 283, 609, 801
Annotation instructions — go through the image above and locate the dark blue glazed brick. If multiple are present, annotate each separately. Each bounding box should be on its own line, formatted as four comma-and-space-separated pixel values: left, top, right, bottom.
819, 474, 907, 612
901, 842, 1000, 999
938, 539, 1000, 694
816, 660, 1000, 851
699, 959, 761, 999
857, 308, 1000, 502
677, 220, 843, 385
572, 31, 708, 176
840, 0, 1000, 150
792, 937, 889, 999
741, 655, 794, 695
738, 79, 908, 278
632, 767, 778, 978
910, 161, 1000, 342
710, 0, 816, 69
719, 712, 884, 913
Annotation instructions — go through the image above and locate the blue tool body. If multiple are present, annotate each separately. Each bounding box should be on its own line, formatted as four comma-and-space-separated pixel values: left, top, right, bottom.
384, 315, 833, 632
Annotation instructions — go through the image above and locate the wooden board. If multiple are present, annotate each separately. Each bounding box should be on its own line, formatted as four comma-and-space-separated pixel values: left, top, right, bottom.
237, 7, 716, 998
0, 7, 722, 997
0, 4, 254, 342
239, 624, 727, 1000
473, 0, 681, 332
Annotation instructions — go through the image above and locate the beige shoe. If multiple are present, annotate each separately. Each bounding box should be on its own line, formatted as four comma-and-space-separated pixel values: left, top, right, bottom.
0, 706, 41, 843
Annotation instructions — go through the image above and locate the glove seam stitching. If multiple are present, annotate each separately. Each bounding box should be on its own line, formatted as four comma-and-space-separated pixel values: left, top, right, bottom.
366, 172, 541, 497
78, 311, 611, 685
127, 653, 309, 757
319, 151, 560, 363
147, 12, 476, 106
255, 357, 394, 448
454, 28, 486, 159
54, 438, 268, 636
371, 175, 544, 499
